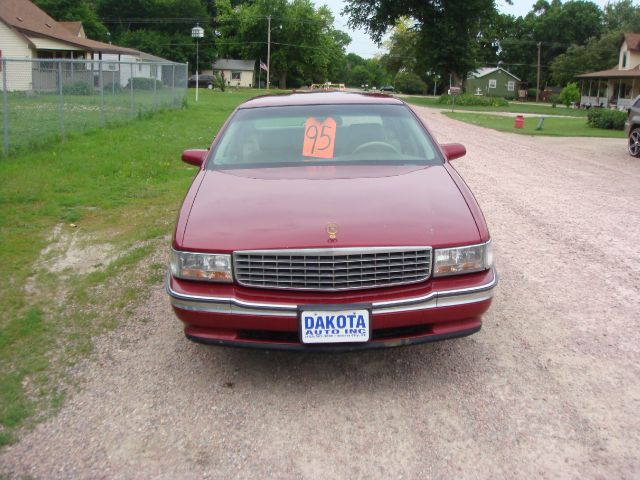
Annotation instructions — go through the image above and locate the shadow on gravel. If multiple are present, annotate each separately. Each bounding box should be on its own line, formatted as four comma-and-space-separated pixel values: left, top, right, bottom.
186, 336, 492, 393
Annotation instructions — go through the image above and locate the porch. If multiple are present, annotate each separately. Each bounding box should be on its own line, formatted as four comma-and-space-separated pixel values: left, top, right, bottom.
577, 68, 640, 110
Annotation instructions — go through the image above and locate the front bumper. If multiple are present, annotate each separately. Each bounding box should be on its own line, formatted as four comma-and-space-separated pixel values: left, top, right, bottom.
167, 268, 497, 351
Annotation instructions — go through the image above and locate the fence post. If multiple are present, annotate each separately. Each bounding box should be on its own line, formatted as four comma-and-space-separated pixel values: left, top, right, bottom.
153, 64, 157, 112
2, 59, 8, 155
99, 60, 105, 125
130, 63, 134, 119
58, 60, 65, 139
172, 64, 176, 107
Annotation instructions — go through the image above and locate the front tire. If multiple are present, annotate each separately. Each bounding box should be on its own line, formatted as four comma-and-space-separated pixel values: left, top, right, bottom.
629, 127, 640, 157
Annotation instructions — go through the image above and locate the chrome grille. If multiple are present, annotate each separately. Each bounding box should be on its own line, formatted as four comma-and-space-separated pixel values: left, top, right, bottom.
233, 247, 432, 291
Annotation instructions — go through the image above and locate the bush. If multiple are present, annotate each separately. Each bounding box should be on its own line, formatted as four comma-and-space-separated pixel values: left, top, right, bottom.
126, 77, 163, 90
587, 109, 627, 130
559, 82, 580, 107
288, 77, 304, 89
62, 81, 93, 96
549, 94, 561, 106
214, 73, 225, 92
394, 71, 427, 94
438, 94, 509, 107
528, 88, 538, 99
103, 82, 122, 93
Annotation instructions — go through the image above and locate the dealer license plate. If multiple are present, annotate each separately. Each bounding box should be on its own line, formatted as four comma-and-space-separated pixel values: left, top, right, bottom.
299, 307, 371, 344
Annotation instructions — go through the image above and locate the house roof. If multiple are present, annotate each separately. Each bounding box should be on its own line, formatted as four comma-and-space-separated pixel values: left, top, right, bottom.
59, 21, 84, 38
623, 32, 640, 51
577, 65, 640, 79
138, 51, 172, 63
0, 0, 137, 55
213, 59, 256, 71
469, 67, 520, 82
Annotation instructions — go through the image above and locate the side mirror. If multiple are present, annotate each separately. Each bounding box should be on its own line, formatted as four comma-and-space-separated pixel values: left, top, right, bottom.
441, 143, 466, 161
181, 149, 208, 167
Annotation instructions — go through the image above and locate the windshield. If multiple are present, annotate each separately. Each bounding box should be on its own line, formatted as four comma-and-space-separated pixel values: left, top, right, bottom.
208, 104, 442, 169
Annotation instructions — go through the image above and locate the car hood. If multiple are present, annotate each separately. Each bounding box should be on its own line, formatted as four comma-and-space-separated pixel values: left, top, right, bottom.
179, 165, 480, 252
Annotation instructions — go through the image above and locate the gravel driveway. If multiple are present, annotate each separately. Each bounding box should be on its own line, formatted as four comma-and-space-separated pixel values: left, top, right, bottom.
2, 108, 639, 479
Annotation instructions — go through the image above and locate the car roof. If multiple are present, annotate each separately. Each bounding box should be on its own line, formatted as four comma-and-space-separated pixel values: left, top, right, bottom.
238, 92, 404, 109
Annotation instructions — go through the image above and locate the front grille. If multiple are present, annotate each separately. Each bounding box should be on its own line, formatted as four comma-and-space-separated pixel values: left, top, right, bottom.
233, 247, 432, 291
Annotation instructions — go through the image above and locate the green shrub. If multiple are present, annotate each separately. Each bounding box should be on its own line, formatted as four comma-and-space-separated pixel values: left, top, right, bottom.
549, 94, 561, 106
560, 82, 580, 107
103, 82, 122, 93
62, 81, 93, 96
528, 88, 538, 98
394, 71, 427, 94
214, 73, 225, 92
587, 109, 627, 130
438, 93, 509, 107
126, 77, 163, 91
288, 77, 304, 89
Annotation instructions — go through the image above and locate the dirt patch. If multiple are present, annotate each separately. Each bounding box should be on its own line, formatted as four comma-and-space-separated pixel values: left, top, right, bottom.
40, 224, 118, 275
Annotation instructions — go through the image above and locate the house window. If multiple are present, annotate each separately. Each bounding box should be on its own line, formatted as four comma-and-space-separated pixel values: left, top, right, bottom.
231, 71, 241, 80
488, 79, 497, 89
138, 63, 143, 72
507, 81, 515, 91
623, 51, 628, 68
150, 65, 158, 77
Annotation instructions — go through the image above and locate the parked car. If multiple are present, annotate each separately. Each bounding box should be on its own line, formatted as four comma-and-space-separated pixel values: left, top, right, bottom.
168, 92, 497, 351
625, 95, 640, 157
380, 85, 395, 92
188, 74, 215, 89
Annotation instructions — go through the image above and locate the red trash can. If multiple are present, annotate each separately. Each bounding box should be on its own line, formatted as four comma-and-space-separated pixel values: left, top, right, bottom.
515, 115, 524, 129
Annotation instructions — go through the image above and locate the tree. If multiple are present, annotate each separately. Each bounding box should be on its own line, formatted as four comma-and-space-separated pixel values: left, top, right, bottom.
379, 20, 419, 78
394, 71, 426, 94
549, 31, 621, 86
513, 0, 603, 87
34, 0, 108, 40
342, 0, 498, 84
96, 0, 212, 68
215, 0, 350, 88
603, 0, 640, 32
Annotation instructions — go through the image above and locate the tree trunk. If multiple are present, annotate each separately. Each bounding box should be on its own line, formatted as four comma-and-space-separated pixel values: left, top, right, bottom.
279, 72, 287, 89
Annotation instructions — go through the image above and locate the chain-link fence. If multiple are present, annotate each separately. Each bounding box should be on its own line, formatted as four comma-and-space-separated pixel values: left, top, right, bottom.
0, 58, 188, 156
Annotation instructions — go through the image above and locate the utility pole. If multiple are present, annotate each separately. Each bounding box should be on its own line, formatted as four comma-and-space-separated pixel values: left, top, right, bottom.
536, 41, 541, 103
266, 15, 271, 90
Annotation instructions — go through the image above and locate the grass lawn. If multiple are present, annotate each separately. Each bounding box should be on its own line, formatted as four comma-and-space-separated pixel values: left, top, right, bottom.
405, 95, 589, 117
1, 88, 183, 157
443, 111, 626, 138
0, 88, 266, 446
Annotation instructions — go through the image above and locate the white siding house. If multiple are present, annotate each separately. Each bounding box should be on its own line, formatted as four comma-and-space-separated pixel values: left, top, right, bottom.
578, 32, 640, 109
212, 59, 256, 88
0, 19, 33, 90
0, 0, 167, 91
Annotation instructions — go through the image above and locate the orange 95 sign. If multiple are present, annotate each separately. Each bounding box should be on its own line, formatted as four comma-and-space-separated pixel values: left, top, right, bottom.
302, 117, 336, 159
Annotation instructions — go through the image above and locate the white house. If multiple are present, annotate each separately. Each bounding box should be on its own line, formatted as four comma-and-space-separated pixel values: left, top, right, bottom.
578, 32, 640, 109
212, 59, 256, 88
0, 0, 171, 91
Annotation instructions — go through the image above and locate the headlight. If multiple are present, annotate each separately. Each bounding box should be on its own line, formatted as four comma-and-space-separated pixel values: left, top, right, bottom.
170, 249, 233, 282
433, 241, 493, 277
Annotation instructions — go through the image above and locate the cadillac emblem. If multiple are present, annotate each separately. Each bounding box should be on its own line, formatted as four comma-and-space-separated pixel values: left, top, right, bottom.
326, 222, 339, 240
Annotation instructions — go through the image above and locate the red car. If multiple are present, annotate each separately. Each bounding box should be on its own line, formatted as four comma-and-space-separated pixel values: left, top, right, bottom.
168, 92, 496, 351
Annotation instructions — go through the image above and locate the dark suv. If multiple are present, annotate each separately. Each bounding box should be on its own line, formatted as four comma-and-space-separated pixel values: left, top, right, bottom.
625, 95, 640, 157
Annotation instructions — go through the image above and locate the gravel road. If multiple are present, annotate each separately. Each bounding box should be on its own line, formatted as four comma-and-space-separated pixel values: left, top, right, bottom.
2, 108, 639, 479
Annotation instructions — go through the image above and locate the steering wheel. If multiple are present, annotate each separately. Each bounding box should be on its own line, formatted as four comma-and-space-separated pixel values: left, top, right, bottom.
353, 141, 400, 154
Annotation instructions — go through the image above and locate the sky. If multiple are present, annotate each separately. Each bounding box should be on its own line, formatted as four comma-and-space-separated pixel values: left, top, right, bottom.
318, 0, 613, 58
